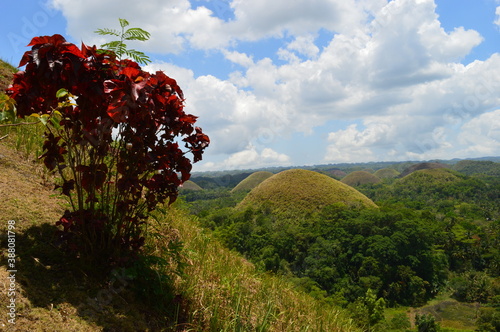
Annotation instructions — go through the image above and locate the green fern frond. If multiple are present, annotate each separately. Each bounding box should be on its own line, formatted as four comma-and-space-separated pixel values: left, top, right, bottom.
119, 18, 130, 29
96, 18, 151, 65
101, 40, 123, 49
123, 28, 151, 41
94, 28, 120, 37
124, 49, 151, 65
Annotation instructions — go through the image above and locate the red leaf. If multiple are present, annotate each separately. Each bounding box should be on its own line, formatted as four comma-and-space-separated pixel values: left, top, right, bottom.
121, 66, 140, 80
27, 34, 66, 46
18, 51, 31, 67
107, 102, 128, 123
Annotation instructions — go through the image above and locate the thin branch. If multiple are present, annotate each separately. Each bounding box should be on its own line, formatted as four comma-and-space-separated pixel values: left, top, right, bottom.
0, 134, 8, 141
0, 121, 39, 127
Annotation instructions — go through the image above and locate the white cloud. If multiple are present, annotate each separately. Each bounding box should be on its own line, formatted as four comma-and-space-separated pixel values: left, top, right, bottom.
457, 109, 500, 157
228, 0, 366, 39
198, 146, 291, 170
50, 0, 229, 53
49, 0, 499, 170
285, 34, 320, 59
222, 50, 254, 68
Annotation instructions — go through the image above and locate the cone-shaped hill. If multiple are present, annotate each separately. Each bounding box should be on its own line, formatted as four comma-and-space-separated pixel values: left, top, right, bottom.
398, 162, 448, 178
327, 169, 347, 179
399, 168, 462, 185
341, 171, 381, 186
374, 168, 400, 179
237, 169, 377, 219
180, 180, 203, 191
231, 171, 274, 193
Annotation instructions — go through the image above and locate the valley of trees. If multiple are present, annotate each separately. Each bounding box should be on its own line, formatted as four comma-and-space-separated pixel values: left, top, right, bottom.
182, 160, 500, 331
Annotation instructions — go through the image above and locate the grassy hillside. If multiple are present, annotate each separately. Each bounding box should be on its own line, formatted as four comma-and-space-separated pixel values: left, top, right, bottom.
327, 169, 347, 179
231, 171, 274, 193
237, 169, 377, 219
398, 162, 448, 178
0, 59, 16, 92
0, 137, 360, 331
180, 179, 203, 191
399, 168, 462, 185
373, 168, 400, 179
341, 170, 381, 186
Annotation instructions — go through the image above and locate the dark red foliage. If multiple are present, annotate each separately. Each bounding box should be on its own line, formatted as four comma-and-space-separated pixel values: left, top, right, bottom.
7, 35, 209, 263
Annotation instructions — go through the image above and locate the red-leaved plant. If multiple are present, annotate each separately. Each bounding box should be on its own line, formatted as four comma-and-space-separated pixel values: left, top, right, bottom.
7, 34, 209, 266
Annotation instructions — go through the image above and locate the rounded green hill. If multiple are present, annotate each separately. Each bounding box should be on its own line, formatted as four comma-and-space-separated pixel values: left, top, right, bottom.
399, 168, 461, 185
341, 171, 381, 186
237, 169, 377, 218
374, 168, 400, 179
231, 171, 274, 193
399, 162, 448, 178
327, 169, 347, 179
180, 180, 203, 191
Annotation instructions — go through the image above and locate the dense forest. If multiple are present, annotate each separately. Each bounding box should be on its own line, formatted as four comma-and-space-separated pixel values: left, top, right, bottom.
182, 160, 500, 331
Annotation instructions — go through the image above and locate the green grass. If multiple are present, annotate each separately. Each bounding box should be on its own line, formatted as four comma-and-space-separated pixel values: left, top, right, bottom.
399, 162, 449, 177
166, 208, 361, 331
341, 170, 382, 186
231, 171, 274, 193
237, 169, 378, 219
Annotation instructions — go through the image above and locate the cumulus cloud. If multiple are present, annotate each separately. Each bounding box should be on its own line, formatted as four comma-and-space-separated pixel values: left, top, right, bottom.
50, 0, 229, 53
457, 109, 500, 157
223, 50, 254, 68
49, 0, 499, 170
228, 0, 366, 39
198, 146, 291, 170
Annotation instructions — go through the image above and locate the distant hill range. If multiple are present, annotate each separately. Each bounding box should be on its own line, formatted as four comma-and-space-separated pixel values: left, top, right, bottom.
192, 157, 499, 189
453, 160, 500, 177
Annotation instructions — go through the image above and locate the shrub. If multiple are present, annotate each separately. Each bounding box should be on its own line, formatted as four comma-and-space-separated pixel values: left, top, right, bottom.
6, 34, 209, 267
415, 314, 440, 332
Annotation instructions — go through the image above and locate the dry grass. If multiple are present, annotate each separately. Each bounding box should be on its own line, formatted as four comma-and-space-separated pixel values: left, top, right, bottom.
0, 137, 360, 331
341, 170, 381, 187
167, 208, 361, 332
237, 169, 377, 219
0, 59, 16, 92
231, 171, 274, 193
399, 168, 461, 184
373, 168, 400, 179
399, 162, 449, 178
181, 180, 203, 191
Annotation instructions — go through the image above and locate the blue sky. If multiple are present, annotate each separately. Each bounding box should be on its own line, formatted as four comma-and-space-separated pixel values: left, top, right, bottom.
1, 0, 499, 171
